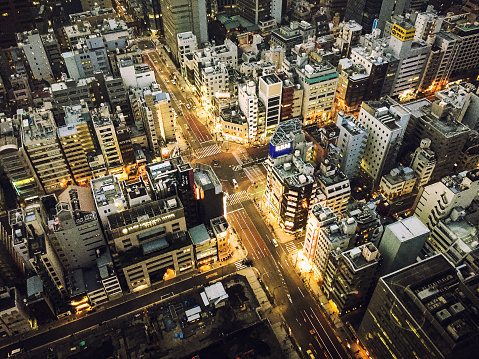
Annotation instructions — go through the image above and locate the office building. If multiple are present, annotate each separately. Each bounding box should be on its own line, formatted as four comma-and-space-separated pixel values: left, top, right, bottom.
17, 30, 54, 83
0, 286, 32, 337
335, 112, 368, 179
0, 0, 34, 49
296, 62, 338, 126
0, 222, 24, 288
63, 36, 111, 80
378, 216, 429, 276
271, 21, 315, 55
258, 74, 282, 135
10, 74, 33, 108
147, 158, 198, 229
346, 202, 384, 248
357, 98, 410, 185
63, 22, 93, 50
237, 0, 271, 24
43, 186, 107, 272
49, 77, 93, 117
317, 150, 351, 214
81, 0, 112, 11
91, 175, 127, 227
0, 117, 43, 202
177, 32, 197, 69
197, 62, 229, 103
303, 204, 338, 262
91, 105, 123, 175
414, 170, 479, 229
403, 97, 470, 183
335, 58, 369, 113
18, 108, 73, 194
160, 0, 207, 63
388, 22, 431, 97
324, 243, 381, 315
427, 207, 478, 265
58, 103, 95, 185
278, 76, 303, 123
238, 81, 260, 143
107, 196, 192, 291
189, 224, 218, 267
10, 205, 69, 313
335, 21, 362, 58
42, 30, 66, 80
210, 216, 231, 261
410, 138, 436, 188
358, 254, 479, 359
194, 163, 224, 226
264, 119, 318, 233
379, 166, 416, 200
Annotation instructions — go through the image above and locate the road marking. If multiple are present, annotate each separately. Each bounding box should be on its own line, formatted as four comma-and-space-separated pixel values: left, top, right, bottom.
206, 272, 218, 279
226, 191, 249, 205
298, 287, 304, 297
310, 309, 343, 359
303, 310, 334, 359
160, 292, 174, 300
234, 260, 247, 271
194, 144, 221, 159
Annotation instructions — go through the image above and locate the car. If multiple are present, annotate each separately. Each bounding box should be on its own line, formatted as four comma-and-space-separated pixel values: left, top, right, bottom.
271, 238, 279, 247
186, 104, 191, 110
232, 179, 238, 188
171, 80, 176, 85
8, 348, 23, 357
212, 159, 219, 166
306, 349, 315, 359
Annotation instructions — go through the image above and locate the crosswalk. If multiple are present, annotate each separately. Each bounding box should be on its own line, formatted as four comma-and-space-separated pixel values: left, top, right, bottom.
226, 190, 249, 205
244, 165, 266, 183
232, 151, 243, 166
285, 241, 299, 255
234, 260, 247, 271
195, 144, 222, 159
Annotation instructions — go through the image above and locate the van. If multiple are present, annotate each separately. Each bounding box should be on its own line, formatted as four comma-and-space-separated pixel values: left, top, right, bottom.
232, 179, 238, 188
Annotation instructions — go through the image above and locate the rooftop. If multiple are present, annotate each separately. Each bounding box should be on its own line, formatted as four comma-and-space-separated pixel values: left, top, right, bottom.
342, 243, 380, 271
386, 216, 429, 242
91, 175, 125, 208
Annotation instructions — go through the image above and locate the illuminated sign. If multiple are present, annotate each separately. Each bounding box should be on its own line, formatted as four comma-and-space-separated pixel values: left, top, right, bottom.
161, 147, 170, 158
215, 91, 231, 99
12, 177, 35, 188
391, 24, 415, 42
121, 213, 176, 234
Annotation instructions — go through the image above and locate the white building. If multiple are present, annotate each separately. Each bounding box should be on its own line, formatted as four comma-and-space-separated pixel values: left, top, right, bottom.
357, 98, 410, 185
259, 73, 282, 136
63, 36, 111, 80
17, 30, 54, 82
177, 32, 197, 68
388, 23, 431, 97
303, 204, 337, 263
119, 57, 155, 89
238, 81, 259, 143
410, 138, 436, 188
414, 170, 479, 229
317, 152, 351, 214
91, 105, 123, 175
379, 166, 416, 199
199, 62, 229, 102
91, 175, 127, 227
336, 112, 368, 179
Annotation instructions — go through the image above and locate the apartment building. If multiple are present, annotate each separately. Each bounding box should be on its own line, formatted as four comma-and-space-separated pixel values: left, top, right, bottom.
238, 81, 260, 142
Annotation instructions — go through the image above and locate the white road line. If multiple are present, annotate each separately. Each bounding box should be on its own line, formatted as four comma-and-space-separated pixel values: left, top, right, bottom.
235, 209, 267, 259
298, 287, 304, 297
310, 309, 343, 358
303, 310, 334, 359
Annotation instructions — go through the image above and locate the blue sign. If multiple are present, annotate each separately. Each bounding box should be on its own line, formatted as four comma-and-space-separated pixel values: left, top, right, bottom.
372, 19, 378, 30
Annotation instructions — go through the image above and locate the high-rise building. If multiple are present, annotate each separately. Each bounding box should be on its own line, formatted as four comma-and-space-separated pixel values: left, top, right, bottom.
160, 0, 207, 63
58, 103, 95, 185
238, 81, 260, 143
43, 186, 107, 272
296, 61, 338, 127
0, 0, 33, 49
336, 112, 368, 179
414, 170, 479, 229
377, 216, 429, 276
410, 138, 436, 188
335, 58, 369, 113
264, 119, 318, 233
17, 30, 54, 83
358, 254, 479, 359
259, 74, 282, 136
91, 105, 123, 175
357, 98, 410, 185
237, 0, 271, 24
324, 243, 381, 315
403, 97, 470, 183
63, 36, 111, 80
18, 108, 73, 194
0, 116, 43, 202
303, 204, 338, 263
346, 202, 384, 248
194, 163, 224, 226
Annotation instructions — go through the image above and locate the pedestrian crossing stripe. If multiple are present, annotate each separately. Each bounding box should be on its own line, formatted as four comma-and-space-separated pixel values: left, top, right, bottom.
226, 191, 249, 205
285, 242, 298, 253
234, 261, 247, 270
195, 144, 222, 159
243, 165, 266, 183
